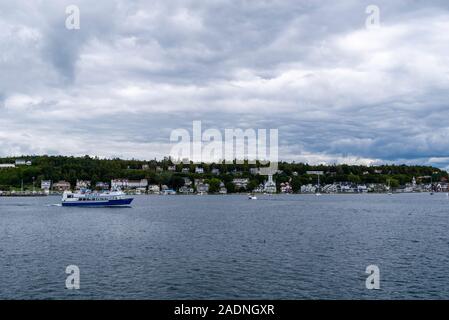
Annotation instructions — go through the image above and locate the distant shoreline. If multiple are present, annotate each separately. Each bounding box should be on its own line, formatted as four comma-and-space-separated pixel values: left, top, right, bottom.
0, 191, 444, 198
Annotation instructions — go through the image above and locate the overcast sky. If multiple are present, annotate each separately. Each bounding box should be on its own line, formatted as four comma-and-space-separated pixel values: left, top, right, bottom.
1, 0, 449, 168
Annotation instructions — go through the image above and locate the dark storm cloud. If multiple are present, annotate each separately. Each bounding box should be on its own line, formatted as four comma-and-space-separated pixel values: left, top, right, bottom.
1, 0, 449, 168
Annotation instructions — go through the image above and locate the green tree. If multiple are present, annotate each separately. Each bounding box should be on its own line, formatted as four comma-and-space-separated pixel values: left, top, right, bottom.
246, 179, 259, 191
348, 173, 361, 184
169, 175, 185, 190
291, 176, 302, 193
225, 182, 235, 193
207, 178, 221, 193
387, 178, 400, 188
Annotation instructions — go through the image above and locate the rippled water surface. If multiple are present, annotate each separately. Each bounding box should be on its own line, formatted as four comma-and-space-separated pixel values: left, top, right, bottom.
1, 193, 449, 299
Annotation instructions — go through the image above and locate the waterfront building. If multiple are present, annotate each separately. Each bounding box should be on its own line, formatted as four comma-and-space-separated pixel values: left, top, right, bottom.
127, 179, 148, 189
232, 178, 249, 190
322, 184, 338, 193
194, 179, 209, 193
367, 183, 387, 193
183, 177, 192, 186
111, 179, 148, 190
280, 182, 292, 193
53, 181, 71, 191
357, 185, 368, 193
167, 165, 176, 171
264, 175, 277, 193
436, 183, 449, 192
148, 185, 160, 194
179, 186, 194, 194
41, 180, 51, 190
182, 167, 190, 173
219, 187, 227, 194
95, 182, 110, 190
340, 184, 355, 193
196, 183, 209, 194
111, 179, 127, 189
300, 184, 316, 193
76, 180, 91, 190
211, 168, 220, 175
134, 187, 147, 194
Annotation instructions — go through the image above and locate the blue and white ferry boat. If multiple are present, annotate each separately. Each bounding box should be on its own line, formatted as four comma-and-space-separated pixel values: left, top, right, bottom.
61, 190, 133, 207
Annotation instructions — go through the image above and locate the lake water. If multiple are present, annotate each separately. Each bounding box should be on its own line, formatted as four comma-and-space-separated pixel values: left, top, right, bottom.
1, 193, 448, 299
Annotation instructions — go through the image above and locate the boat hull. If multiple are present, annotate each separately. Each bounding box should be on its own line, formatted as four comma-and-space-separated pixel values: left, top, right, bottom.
62, 198, 133, 207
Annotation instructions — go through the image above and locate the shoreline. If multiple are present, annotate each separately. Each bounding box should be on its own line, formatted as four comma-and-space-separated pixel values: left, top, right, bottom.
0, 191, 444, 198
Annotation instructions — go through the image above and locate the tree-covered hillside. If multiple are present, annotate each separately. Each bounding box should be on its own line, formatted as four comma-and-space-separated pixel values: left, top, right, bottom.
0, 155, 446, 191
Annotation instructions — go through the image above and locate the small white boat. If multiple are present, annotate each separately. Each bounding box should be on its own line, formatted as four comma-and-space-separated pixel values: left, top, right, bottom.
248, 194, 257, 200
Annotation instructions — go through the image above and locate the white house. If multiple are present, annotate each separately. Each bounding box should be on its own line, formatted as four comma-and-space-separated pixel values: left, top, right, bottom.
300, 184, 316, 193
232, 178, 249, 189
95, 182, 110, 190
41, 180, 52, 190
148, 185, 160, 194
53, 181, 71, 191
179, 186, 194, 194
280, 182, 292, 193
111, 179, 127, 189
111, 179, 148, 189
196, 183, 209, 193
195, 167, 204, 174
76, 180, 91, 190
128, 179, 148, 189
219, 187, 227, 194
